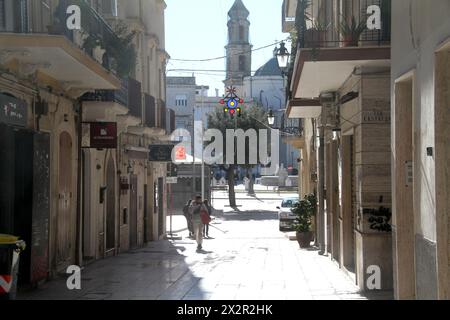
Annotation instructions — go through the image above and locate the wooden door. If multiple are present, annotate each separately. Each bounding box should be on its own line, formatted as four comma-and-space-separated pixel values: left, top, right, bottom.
129, 174, 138, 249
56, 132, 73, 270
106, 156, 116, 251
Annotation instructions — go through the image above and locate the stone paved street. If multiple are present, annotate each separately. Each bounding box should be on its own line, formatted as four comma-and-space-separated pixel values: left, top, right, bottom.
18, 191, 392, 300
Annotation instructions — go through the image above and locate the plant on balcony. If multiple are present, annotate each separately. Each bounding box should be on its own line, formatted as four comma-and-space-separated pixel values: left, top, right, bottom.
104, 22, 137, 78
294, 0, 311, 49
292, 194, 316, 248
304, 20, 330, 48
338, 16, 367, 47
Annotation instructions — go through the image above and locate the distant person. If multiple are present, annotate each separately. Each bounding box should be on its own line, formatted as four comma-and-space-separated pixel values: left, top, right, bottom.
203, 200, 213, 238
182, 199, 194, 238
189, 195, 208, 251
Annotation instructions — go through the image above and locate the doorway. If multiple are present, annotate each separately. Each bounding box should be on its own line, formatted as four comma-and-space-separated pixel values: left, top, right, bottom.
158, 178, 164, 237
435, 49, 450, 298
105, 156, 116, 252
350, 135, 356, 273
129, 174, 138, 249
393, 74, 415, 299
56, 132, 74, 272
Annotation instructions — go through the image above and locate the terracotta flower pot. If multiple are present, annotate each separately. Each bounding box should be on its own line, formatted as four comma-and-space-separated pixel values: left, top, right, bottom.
342, 36, 359, 47
296, 231, 313, 248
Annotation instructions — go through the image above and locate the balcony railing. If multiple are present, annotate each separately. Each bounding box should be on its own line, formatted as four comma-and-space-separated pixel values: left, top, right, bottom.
296, 0, 391, 49
0, 0, 122, 74
158, 100, 167, 132
82, 77, 129, 106
144, 94, 156, 128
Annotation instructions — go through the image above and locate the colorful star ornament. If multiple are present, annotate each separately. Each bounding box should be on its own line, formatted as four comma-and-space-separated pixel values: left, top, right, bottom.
220, 86, 244, 117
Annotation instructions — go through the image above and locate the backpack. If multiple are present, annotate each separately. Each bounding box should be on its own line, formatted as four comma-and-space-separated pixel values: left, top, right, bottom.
200, 208, 212, 224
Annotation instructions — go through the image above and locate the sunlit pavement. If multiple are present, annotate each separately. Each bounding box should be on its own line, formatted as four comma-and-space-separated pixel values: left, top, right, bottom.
18, 191, 393, 300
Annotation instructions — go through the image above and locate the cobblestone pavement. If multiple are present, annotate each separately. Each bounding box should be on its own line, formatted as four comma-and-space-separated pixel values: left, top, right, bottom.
19, 193, 393, 300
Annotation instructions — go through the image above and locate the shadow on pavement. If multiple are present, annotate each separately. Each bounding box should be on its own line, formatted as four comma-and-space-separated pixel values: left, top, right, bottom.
18, 241, 209, 300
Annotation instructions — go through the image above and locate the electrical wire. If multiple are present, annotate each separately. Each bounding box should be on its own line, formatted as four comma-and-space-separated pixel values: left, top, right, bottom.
169, 38, 291, 62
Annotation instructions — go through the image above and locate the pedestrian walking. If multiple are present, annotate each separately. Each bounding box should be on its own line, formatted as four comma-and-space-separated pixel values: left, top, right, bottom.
203, 199, 213, 238
183, 199, 194, 238
189, 195, 208, 251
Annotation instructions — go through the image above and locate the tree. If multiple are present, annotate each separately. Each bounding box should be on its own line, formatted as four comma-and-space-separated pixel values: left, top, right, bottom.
207, 103, 268, 208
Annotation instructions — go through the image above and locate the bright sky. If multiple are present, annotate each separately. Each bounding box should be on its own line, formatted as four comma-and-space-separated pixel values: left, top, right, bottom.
165, 0, 288, 97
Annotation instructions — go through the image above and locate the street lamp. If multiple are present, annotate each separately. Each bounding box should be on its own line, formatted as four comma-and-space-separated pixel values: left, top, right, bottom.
267, 109, 275, 126
275, 41, 290, 73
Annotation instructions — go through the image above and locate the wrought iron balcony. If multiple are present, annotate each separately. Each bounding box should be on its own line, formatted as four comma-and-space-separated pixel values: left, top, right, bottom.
82, 77, 129, 107
0, 0, 125, 74
295, 0, 391, 50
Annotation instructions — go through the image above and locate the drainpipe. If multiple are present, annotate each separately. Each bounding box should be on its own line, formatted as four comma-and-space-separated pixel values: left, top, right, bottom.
76, 98, 83, 266
317, 124, 326, 255
318, 91, 336, 256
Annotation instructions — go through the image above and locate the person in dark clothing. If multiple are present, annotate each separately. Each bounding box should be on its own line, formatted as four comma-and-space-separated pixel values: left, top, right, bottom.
203, 200, 212, 238
183, 199, 194, 238
189, 196, 208, 251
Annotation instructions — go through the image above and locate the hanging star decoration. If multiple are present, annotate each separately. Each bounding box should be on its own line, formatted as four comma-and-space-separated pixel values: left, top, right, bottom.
220, 86, 244, 117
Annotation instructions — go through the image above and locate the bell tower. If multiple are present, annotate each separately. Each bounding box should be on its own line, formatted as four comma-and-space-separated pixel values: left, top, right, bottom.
224, 0, 252, 95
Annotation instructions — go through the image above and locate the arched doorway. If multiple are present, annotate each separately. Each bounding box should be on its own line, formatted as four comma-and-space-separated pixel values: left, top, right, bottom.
56, 132, 74, 270
106, 156, 116, 252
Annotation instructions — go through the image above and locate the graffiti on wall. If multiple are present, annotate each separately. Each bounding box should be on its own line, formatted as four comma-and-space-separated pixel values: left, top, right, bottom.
363, 207, 392, 232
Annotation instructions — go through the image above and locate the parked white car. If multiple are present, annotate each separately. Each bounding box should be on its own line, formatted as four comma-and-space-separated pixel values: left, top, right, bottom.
277, 197, 299, 232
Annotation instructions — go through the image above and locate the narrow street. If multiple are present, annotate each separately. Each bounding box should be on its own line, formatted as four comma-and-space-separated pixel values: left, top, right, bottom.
19, 190, 391, 301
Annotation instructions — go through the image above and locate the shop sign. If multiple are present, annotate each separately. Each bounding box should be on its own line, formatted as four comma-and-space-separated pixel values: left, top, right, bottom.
0, 93, 28, 127
149, 144, 174, 162
82, 122, 117, 149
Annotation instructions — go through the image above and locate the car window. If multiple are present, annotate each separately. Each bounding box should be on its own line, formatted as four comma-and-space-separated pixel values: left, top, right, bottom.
281, 199, 298, 208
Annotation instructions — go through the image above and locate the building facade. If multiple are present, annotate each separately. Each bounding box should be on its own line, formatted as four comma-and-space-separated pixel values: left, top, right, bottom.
283, 0, 450, 300
0, 0, 171, 287
243, 57, 300, 173
166, 76, 196, 141
283, 0, 393, 292
391, 0, 450, 300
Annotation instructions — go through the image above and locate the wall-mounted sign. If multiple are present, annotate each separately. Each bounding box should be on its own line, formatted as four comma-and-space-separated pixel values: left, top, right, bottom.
362, 110, 391, 123
149, 144, 174, 162
166, 177, 178, 184
0, 93, 28, 127
82, 122, 117, 149
175, 146, 187, 161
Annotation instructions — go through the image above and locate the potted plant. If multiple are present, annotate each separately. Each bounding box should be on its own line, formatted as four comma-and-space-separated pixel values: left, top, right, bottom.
304, 20, 330, 47
339, 16, 366, 47
291, 194, 316, 248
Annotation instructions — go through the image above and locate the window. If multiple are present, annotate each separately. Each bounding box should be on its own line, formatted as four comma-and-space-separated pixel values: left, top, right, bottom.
239, 26, 245, 41
175, 95, 188, 107
239, 55, 246, 72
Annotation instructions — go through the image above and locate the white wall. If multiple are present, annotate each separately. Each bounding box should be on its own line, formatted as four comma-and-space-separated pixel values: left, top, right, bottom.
391, 0, 450, 241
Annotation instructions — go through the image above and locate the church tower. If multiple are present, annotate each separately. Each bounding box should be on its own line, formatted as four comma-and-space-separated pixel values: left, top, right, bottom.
224, 0, 252, 95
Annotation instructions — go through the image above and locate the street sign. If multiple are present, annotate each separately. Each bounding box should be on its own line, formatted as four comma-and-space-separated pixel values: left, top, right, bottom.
0, 93, 28, 127
166, 177, 178, 184
149, 144, 174, 162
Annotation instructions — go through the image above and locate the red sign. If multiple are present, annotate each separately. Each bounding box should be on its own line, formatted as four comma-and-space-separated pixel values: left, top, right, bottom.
90, 122, 117, 149
175, 146, 187, 160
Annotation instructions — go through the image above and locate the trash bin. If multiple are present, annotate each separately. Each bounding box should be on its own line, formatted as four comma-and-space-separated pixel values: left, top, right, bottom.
0, 234, 26, 300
